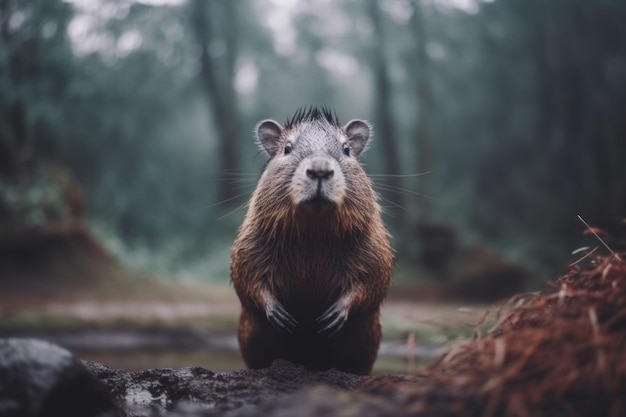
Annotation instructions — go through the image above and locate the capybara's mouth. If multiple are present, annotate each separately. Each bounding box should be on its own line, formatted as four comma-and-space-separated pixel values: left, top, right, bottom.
301, 197, 334, 214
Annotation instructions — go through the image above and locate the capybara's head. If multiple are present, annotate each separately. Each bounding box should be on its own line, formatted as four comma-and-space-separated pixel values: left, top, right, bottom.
252, 107, 376, 227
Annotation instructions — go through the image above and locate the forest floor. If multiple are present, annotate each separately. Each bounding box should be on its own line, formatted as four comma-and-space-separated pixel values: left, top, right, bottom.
0, 223, 499, 373
0, 280, 493, 373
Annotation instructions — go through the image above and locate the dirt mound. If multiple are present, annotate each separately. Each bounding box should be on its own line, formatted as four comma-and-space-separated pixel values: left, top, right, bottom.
369, 252, 626, 416
0, 223, 217, 308
0, 223, 112, 294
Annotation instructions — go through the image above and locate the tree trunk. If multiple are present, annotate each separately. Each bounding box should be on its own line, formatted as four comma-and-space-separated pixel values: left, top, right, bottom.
410, 0, 433, 220
0, 3, 26, 183
367, 0, 404, 229
191, 0, 239, 207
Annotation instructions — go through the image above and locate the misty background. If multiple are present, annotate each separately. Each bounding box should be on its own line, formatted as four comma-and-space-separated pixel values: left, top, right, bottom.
2, 0, 626, 294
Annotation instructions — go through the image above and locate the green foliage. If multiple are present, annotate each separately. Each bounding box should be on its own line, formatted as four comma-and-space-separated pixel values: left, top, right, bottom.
0, 164, 76, 232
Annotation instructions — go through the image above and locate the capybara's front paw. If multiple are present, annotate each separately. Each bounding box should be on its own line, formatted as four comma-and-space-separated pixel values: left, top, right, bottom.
316, 299, 349, 337
265, 299, 298, 333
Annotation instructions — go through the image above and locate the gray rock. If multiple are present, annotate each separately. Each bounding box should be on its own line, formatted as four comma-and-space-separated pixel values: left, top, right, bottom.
0, 338, 118, 417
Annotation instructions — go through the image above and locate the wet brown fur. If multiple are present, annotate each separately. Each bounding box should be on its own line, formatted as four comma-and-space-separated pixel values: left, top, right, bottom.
231, 113, 393, 375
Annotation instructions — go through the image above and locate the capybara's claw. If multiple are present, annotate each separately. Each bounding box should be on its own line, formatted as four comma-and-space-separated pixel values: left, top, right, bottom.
317, 302, 349, 337
265, 299, 297, 333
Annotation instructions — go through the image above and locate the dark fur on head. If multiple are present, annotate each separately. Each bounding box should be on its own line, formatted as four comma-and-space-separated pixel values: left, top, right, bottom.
284, 106, 340, 130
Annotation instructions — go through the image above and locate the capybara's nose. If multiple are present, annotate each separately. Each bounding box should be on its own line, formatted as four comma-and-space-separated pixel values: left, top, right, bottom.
306, 157, 334, 180
306, 168, 334, 180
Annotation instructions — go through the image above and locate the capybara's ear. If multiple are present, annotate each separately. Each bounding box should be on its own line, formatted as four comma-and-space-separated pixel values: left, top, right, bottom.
256, 120, 284, 156
344, 119, 372, 157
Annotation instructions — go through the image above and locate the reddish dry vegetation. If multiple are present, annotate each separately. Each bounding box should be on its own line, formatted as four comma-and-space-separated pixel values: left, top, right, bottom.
366, 253, 626, 417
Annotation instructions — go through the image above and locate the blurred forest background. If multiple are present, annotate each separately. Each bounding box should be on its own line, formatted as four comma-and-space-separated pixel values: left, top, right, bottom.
2, 0, 626, 297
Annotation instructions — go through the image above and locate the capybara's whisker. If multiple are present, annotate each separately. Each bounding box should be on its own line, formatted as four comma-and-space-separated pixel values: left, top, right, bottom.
369, 171, 432, 178
205, 190, 252, 209
375, 183, 436, 201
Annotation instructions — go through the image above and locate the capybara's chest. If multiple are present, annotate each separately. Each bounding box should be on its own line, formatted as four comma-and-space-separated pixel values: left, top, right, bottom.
272, 269, 344, 322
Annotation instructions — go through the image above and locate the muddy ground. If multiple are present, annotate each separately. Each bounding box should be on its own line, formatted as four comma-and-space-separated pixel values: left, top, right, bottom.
0, 297, 488, 373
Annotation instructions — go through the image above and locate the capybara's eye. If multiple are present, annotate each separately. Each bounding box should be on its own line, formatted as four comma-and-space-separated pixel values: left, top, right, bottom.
343, 144, 350, 157
284, 142, 293, 155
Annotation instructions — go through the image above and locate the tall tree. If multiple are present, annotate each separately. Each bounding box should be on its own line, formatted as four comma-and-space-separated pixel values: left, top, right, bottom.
191, 0, 240, 206
409, 0, 433, 220
0, 0, 74, 183
366, 0, 405, 228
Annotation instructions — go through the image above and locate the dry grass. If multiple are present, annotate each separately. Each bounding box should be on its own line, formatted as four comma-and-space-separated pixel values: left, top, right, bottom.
365, 252, 626, 417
